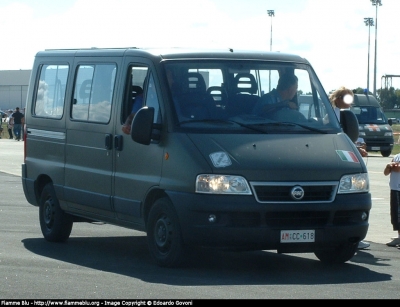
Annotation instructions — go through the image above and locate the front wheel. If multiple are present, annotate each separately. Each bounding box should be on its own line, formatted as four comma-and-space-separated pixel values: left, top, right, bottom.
314, 242, 357, 264
39, 183, 73, 242
146, 197, 186, 267
381, 150, 392, 157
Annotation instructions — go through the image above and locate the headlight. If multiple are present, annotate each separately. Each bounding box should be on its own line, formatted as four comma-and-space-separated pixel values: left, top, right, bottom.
358, 131, 366, 137
384, 132, 393, 136
196, 174, 252, 194
338, 173, 369, 194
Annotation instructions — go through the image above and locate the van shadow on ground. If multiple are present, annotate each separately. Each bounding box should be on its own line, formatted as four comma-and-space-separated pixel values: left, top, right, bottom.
22, 236, 391, 286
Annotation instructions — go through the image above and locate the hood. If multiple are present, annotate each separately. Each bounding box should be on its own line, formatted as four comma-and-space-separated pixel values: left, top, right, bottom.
187, 133, 365, 182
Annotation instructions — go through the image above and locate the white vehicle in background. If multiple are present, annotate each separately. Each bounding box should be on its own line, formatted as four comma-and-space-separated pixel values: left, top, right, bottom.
388, 117, 399, 124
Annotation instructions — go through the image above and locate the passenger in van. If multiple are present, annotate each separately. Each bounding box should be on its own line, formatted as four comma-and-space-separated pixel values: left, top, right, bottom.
121, 93, 143, 135
122, 68, 177, 134
252, 73, 299, 116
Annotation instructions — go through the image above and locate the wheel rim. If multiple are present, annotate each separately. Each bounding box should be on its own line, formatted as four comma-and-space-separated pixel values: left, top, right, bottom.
154, 214, 172, 253
43, 197, 55, 229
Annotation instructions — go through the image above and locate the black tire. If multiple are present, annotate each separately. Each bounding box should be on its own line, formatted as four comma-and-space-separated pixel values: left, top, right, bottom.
314, 242, 357, 264
146, 197, 186, 267
381, 150, 391, 157
39, 183, 73, 242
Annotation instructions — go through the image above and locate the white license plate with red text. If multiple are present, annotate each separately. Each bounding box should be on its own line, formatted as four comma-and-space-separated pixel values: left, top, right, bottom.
280, 230, 315, 243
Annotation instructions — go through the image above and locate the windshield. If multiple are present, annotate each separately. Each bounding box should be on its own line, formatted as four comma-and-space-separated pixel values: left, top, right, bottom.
164, 61, 341, 134
351, 106, 388, 125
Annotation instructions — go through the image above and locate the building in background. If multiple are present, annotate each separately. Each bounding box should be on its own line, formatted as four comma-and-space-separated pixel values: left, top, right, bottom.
0, 70, 31, 111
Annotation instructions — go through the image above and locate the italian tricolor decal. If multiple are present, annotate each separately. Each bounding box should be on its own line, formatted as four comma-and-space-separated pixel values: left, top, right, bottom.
336, 150, 359, 163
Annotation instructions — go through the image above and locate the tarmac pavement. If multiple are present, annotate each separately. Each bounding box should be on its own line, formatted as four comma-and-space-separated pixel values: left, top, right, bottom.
0, 138, 24, 176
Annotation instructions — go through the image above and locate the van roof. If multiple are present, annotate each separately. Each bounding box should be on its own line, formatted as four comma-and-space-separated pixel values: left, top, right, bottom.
36, 47, 309, 64
352, 94, 380, 107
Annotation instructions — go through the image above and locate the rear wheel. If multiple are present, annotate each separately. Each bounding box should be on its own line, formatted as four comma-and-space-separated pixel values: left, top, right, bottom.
314, 242, 357, 264
39, 183, 73, 242
146, 197, 186, 267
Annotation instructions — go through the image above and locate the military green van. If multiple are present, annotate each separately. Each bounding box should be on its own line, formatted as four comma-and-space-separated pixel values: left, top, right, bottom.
350, 94, 394, 157
22, 48, 371, 267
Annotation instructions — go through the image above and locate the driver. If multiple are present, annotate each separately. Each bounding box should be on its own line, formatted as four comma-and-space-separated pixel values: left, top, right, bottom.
252, 73, 299, 116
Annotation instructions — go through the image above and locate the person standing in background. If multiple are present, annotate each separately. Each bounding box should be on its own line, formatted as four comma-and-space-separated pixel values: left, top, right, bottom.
329, 87, 368, 158
329, 87, 369, 250
383, 154, 400, 247
6, 110, 14, 139
21, 107, 25, 140
12, 107, 24, 141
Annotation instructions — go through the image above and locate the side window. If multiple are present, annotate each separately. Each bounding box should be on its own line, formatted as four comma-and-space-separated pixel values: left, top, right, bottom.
122, 66, 161, 125
122, 65, 148, 123
72, 64, 116, 123
145, 73, 162, 124
34, 64, 68, 118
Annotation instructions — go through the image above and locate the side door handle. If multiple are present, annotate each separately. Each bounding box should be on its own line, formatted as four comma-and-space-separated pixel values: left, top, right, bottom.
105, 134, 113, 150
114, 135, 123, 151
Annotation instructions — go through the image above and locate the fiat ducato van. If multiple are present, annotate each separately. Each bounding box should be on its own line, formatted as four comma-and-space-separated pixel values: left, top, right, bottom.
22, 48, 371, 267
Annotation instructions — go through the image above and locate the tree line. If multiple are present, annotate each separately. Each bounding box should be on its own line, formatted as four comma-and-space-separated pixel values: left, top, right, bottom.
352, 87, 400, 109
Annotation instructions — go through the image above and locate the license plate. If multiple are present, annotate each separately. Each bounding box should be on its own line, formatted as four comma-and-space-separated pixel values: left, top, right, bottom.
280, 230, 315, 243
371, 146, 380, 150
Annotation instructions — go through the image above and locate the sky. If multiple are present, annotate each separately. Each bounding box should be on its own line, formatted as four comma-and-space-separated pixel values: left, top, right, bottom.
1, 0, 400, 93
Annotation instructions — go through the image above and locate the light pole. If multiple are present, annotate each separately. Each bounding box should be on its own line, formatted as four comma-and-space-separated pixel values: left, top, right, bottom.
364, 17, 374, 93
267, 10, 274, 91
371, 0, 382, 97
267, 10, 274, 51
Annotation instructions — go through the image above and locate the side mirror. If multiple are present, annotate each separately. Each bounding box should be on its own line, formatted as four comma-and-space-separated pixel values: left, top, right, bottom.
131, 107, 154, 145
388, 118, 393, 126
130, 107, 162, 145
340, 109, 359, 143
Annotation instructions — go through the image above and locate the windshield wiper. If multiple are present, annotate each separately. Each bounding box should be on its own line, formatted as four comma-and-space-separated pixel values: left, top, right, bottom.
255, 121, 327, 134
177, 118, 327, 134
177, 119, 268, 133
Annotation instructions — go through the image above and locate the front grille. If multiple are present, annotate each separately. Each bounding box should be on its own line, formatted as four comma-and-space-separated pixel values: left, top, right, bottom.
207, 182, 364, 229
365, 137, 393, 147
221, 210, 363, 228
228, 212, 261, 227
250, 182, 337, 203
265, 211, 329, 227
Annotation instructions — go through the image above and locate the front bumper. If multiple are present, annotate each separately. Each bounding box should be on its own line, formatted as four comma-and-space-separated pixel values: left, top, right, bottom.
167, 191, 371, 251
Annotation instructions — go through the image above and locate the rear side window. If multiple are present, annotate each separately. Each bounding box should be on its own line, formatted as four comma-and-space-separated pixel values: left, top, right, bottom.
72, 64, 116, 123
34, 64, 69, 119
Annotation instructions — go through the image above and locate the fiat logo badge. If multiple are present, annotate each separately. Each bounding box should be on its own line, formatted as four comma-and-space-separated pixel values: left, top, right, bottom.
291, 185, 305, 200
